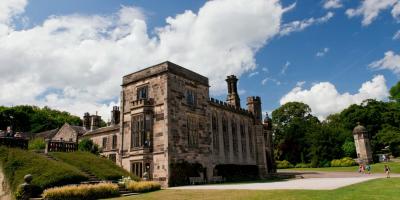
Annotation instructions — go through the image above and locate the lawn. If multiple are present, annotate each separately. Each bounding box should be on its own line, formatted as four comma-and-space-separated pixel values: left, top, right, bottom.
108, 178, 400, 200
0, 147, 87, 196
280, 162, 400, 174
50, 151, 134, 180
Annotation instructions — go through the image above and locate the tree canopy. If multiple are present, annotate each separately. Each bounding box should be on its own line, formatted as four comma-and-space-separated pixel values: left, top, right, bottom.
0, 105, 82, 133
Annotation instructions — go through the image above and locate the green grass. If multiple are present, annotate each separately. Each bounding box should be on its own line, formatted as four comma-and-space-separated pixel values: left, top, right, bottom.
0, 147, 87, 196
108, 178, 400, 200
280, 162, 400, 174
50, 151, 133, 180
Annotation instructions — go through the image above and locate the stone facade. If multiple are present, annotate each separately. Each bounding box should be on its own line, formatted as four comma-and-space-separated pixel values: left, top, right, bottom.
113, 61, 275, 187
52, 123, 86, 142
353, 123, 373, 164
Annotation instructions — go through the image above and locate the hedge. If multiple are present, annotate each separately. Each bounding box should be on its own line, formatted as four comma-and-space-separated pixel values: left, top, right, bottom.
330, 157, 357, 167
125, 181, 161, 193
276, 160, 294, 169
43, 183, 119, 200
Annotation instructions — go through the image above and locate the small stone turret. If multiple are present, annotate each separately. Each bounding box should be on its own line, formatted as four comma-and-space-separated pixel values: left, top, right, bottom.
247, 96, 262, 124
353, 122, 373, 164
226, 75, 241, 108
111, 106, 120, 125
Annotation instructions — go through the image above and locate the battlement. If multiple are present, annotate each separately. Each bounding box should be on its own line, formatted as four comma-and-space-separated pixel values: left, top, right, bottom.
209, 97, 252, 117
247, 96, 261, 103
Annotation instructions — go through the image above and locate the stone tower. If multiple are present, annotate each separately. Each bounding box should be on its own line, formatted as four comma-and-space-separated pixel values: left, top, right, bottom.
353, 122, 373, 164
247, 96, 262, 124
263, 113, 276, 173
226, 75, 241, 108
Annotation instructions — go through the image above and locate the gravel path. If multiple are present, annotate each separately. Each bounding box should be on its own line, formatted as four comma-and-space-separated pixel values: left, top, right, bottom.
169, 172, 399, 190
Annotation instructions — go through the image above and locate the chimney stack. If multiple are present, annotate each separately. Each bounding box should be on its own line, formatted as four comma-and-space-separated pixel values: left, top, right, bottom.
226, 75, 241, 108
90, 113, 101, 131
111, 106, 120, 125
83, 112, 91, 130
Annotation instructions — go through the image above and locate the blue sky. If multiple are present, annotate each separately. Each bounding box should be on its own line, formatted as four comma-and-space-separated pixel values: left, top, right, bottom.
1, 0, 399, 120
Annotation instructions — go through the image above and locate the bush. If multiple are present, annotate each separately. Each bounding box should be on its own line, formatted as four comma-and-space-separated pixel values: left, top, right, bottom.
0, 147, 87, 197
43, 183, 119, 200
276, 160, 294, 169
295, 163, 311, 168
78, 138, 99, 154
50, 151, 136, 181
125, 181, 161, 193
330, 157, 357, 167
28, 138, 46, 150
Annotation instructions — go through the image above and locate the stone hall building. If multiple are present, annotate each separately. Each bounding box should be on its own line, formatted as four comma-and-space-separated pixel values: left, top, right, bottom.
83, 61, 275, 187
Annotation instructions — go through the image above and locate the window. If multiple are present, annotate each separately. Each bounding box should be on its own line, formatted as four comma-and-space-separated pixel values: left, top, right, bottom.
222, 117, 230, 157
102, 137, 108, 150
131, 162, 143, 178
212, 114, 219, 154
137, 86, 148, 100
248, 126, 254, 156
131, 114, 152, 149
231, 120, 238, 158
186, 89, 196, 106
108, 154, 116, 163
241, 124, 247, 156
112, 135, 117, 149
187, 117, 199, 148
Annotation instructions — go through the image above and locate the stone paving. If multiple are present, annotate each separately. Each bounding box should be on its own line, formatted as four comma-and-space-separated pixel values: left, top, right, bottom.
169, 171, 399, 190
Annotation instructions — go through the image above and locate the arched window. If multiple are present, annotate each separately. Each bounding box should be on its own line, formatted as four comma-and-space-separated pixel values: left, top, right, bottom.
241, 123, 246, 157
231, 119, 238, 158
248, 126, 254, 157
187, 117, 199, 147
212, 113, 219, 154
222, 116, 229, 157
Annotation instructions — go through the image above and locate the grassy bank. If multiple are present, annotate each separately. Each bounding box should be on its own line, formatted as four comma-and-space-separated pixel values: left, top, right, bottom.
50, 151, 133, 180
280, 161, 400, 174
0, 147, 87, 196
109, 178, 400, 200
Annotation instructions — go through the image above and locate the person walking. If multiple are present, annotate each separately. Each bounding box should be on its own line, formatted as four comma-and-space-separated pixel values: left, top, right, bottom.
366, 164, 371, 174
384, 165, 391, 178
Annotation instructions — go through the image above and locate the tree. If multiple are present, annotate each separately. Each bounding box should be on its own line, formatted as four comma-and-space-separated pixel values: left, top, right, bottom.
376, 124, 400, 156
272, 102, 319, 164
389, 81, 400, 103
342, 140, 356, 158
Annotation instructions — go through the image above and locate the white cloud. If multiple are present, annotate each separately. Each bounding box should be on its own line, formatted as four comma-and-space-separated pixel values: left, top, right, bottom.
280, 75, 389, 120
262, 67, 269, 73
316, 47, 329, 57
394, 30, 400, 40
248, 71, 259, 77
281, 61, 290, 74
0, 0, 288, 119
279, 12, 334, 36
261, 77, 281, 86
346, 0, 398, 26
369, 51, 400, 75
393, 2, 400, 20
323, 0, 343, 9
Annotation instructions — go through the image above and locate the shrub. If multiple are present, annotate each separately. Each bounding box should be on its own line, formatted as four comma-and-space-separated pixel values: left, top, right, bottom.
78, 138, 99, 154
28, 138, 46, 150
295, 163, 311, 168
50, 151, 136, 181
43, 183, 119, 200
330, 157, 357, 167
276, 160, 294, 169
0, 147, 87, 197
125, 181, 161, 193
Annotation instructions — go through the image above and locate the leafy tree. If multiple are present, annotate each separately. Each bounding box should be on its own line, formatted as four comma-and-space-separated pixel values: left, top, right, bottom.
389, 81, 400, 102
272, 102, 319, 164
342, 140, 356, 158
376, 124, 400, 156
